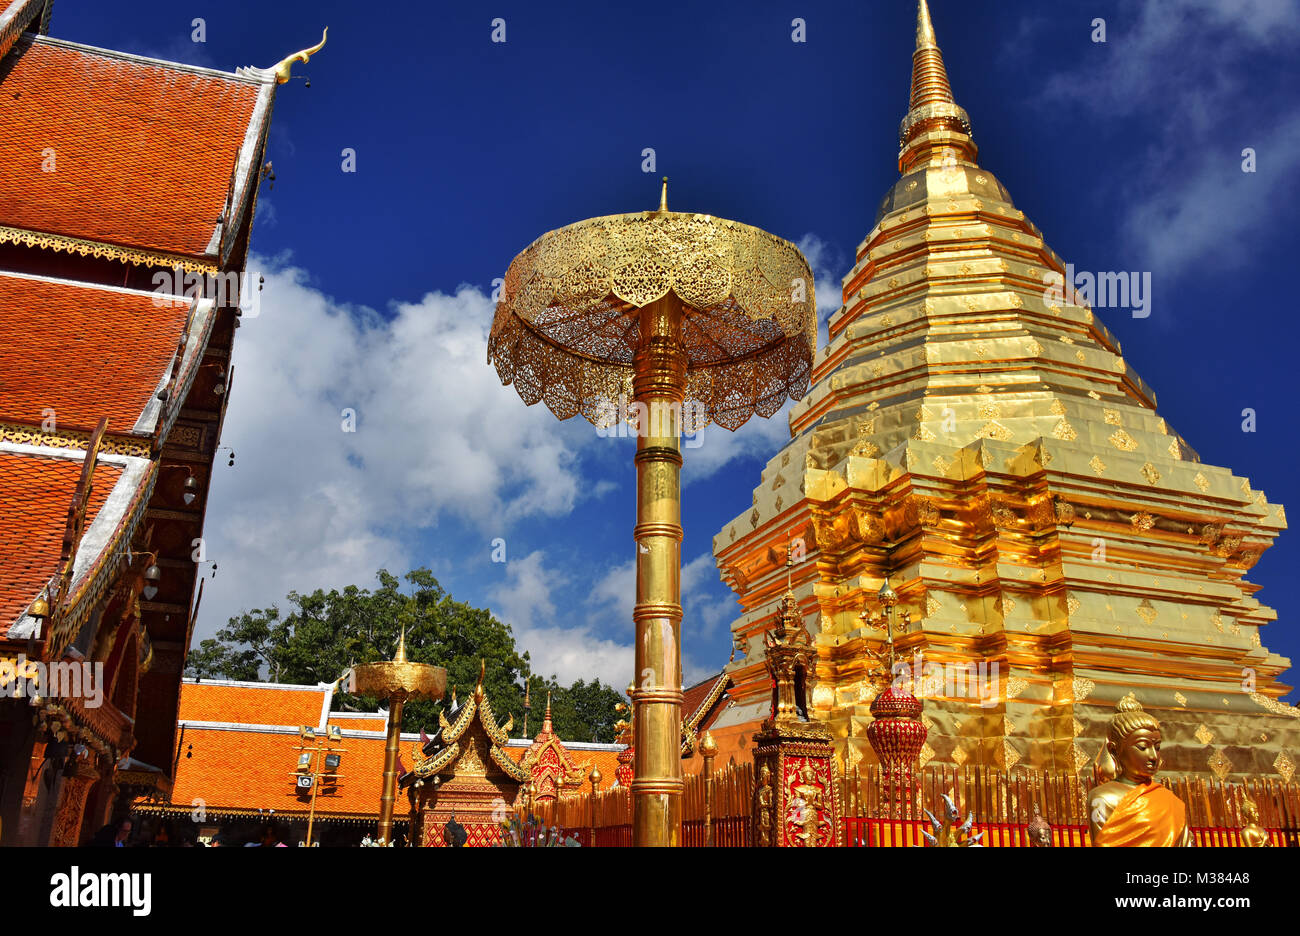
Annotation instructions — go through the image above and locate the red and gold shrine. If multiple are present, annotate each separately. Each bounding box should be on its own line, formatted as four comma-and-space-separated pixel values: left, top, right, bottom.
751, 566, 840, 847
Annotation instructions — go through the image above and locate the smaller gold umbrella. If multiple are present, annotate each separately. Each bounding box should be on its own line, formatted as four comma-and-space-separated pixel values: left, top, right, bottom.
351, 630, 446, 844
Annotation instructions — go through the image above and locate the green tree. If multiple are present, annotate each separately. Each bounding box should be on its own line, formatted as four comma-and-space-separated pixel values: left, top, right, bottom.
185, 568, 625, 742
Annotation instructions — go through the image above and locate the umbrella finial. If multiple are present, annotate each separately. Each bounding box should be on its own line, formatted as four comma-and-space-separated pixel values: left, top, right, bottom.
659, 176, 668, 211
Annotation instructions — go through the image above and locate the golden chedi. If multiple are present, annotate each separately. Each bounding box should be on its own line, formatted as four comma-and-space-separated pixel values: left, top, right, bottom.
1087, 696, 1190, 847
708, 0, 1298, 784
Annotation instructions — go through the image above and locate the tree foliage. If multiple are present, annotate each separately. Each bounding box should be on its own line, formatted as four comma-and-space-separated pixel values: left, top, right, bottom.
184, 568, 625, 742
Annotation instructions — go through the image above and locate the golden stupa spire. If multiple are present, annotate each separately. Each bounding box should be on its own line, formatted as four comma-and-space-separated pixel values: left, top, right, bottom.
394, 626, 408, 664
909, 0, 953, 109
899, 0, 976, 171
658, 176, 669, 211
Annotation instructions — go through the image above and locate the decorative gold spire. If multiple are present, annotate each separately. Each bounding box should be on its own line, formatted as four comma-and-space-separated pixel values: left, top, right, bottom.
270, 27, 328, 85
394, 626, 408, 664
544, 690, 553, 727
898, 1, 975, 171
909, 0, 952, 109
658, 176, 669, 211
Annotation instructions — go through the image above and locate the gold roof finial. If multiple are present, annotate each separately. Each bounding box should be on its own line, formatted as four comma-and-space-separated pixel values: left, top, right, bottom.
915, 0, 938, 51
658, 176, 669, 211
899, 1, 975, 170
270, 27, 328, 85
909, 0, 954, 111
394, 626, 408, 664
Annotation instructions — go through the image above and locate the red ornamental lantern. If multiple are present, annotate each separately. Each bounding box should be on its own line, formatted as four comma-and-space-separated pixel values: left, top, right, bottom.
866, 684, 926, 809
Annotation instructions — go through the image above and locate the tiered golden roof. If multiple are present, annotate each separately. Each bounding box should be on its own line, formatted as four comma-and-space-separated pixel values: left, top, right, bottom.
712, 0, 1296, 784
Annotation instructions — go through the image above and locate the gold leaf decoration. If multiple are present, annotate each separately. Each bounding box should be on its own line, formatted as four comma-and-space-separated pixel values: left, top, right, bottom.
1169, 438, 1182, 459
1108, 429, 1138, 451
1141, 462, 1161, 485
1066, 595, 1081, 616
1089, 455, 1106, 476
1194, 724, 1214, 746
951, 745, 968, 767
1072, 744, 1090, 774
1049, 399, 1067, 416
925, 594, 942, 617
976, 420, 1013, 441
1130, 511, 1155, 533
1006, 676, 1029, 700
1103, 408, 1122, 426
1174, 691, 1187, 707
1052, 419, 1077, 441
1136, 599, 1158, 626
932, 454, 953, 475
1001, 740, 1021, 771
918, 742, 936, 768
1072, 677, 1095, 701
1207, 749, 1232, 781
1275, 751, 1296, 783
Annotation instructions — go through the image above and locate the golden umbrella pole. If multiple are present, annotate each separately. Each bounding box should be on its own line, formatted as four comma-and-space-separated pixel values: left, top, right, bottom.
377, 689, 407, 842
487, 179, 816, 846
631, 293, 687, 846
351, 630, 446, 845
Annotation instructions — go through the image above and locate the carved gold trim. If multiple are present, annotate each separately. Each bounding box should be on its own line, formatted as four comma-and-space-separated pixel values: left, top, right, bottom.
0, 422, 151, 458
0, 225, 217, 274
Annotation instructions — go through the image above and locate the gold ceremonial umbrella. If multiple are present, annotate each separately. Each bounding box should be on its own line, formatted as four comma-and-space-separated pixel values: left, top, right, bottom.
351, 631, 446, 844
488, 181, 816, 846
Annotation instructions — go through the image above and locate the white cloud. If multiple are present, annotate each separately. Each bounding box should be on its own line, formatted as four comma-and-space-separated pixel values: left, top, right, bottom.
1027, 0, 1300, 275
200, 257, 590, 638
490, 550, 631, 688
198, 254, 800, 686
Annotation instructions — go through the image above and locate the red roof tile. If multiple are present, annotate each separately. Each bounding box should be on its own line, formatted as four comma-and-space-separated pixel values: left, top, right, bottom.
170, 725, 388, 817
178, 680, 328, 728
0, 274, 189, 433
0, 37, 264, 259
0, 450, 120, 627
0, 1, 43, 61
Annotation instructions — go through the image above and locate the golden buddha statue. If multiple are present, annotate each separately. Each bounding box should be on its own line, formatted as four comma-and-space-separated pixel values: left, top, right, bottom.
1087, 695, 1192, 847
1240, 799, 1271, 847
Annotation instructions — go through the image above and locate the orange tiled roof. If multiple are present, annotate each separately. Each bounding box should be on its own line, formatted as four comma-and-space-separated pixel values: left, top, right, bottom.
0, 274, 190, 433
0, 1, 43, 61
178, 679, 329, 728
170, 724, 388, 817
0, 36, 267, 260
160, 681, 630, 817
0, 450, 120, 627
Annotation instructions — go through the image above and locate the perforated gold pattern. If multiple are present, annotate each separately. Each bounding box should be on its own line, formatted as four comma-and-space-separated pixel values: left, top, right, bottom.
488, 210, 817, 431
0, 422, 151, 458
0, 225, 218, 274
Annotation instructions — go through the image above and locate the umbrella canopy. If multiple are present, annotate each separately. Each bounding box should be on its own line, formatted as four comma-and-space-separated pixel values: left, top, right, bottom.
488, 207, 817, 430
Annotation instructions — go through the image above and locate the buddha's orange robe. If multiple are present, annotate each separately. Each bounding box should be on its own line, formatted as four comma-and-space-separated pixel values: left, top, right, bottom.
1094, 782, 1187, 847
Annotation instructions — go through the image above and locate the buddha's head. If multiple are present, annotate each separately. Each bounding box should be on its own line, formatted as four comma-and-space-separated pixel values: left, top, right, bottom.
1100, 695, 1162, 784
1241, 798, 1261, 825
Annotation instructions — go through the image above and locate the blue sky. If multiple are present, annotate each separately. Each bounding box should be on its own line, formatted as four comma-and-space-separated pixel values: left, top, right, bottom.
53, 1, 1300, 696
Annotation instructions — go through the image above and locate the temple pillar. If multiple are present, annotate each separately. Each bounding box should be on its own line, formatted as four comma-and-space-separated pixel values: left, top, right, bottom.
49, 760, 99, 847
